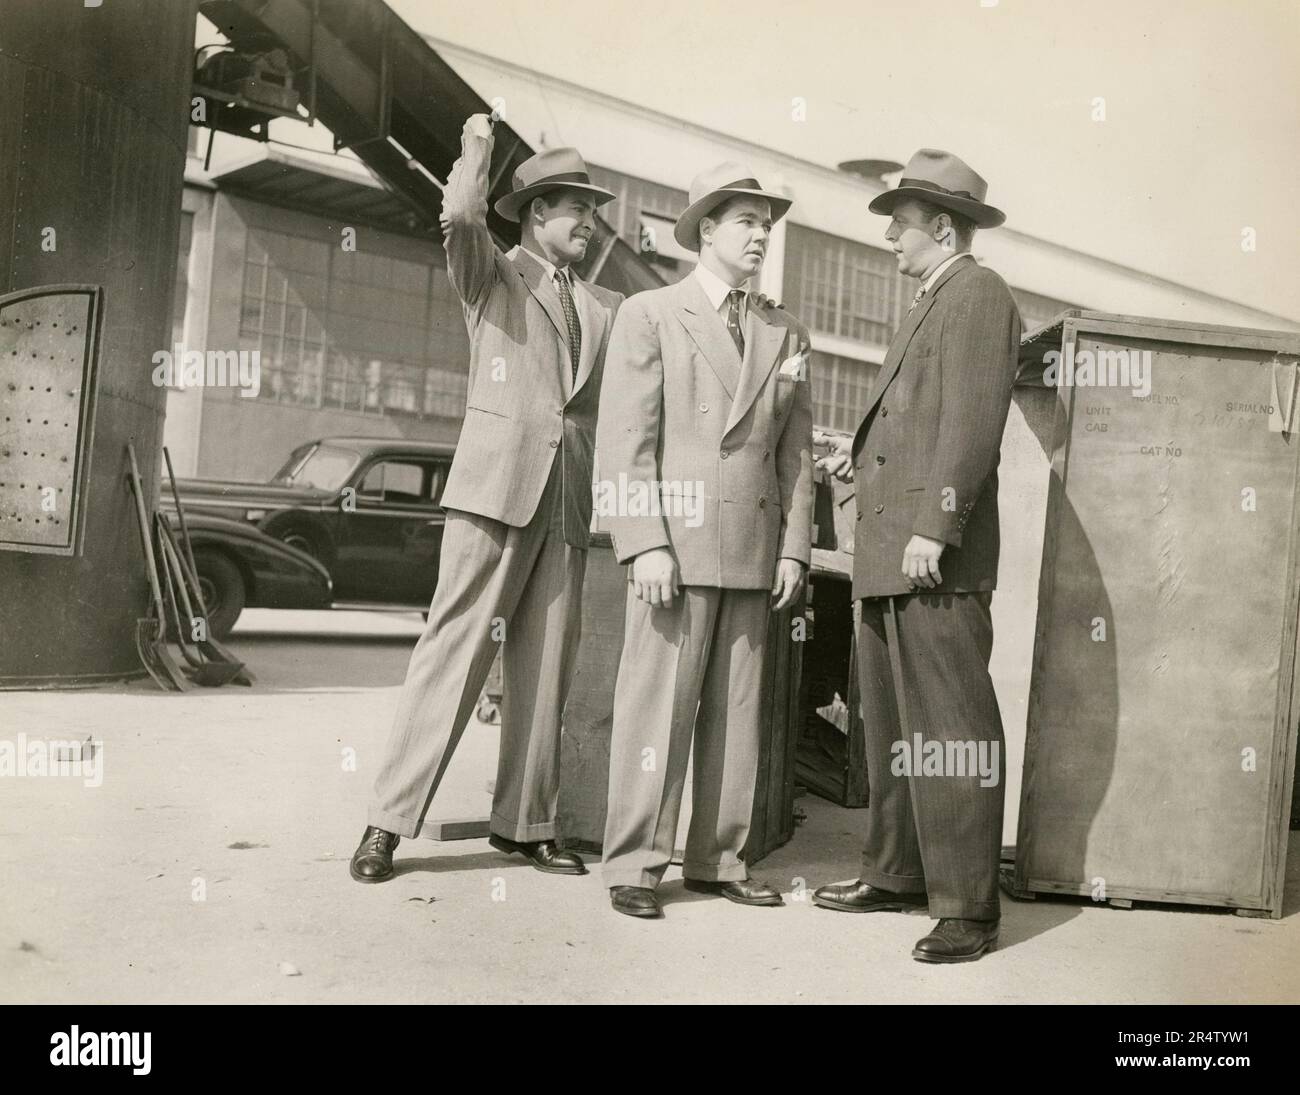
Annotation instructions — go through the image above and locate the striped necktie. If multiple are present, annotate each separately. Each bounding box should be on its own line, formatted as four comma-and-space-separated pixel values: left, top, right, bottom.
554, 270, 581, 384
726, 289, 746, 356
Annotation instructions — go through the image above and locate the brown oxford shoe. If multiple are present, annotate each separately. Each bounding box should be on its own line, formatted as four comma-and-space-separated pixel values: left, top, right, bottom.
610, 886, 662, 918
812, 878, 927, 913
487, 833, 587, 875
912, 917, 1000, 963
349, 826, 400, 883
684, 877, 784, 907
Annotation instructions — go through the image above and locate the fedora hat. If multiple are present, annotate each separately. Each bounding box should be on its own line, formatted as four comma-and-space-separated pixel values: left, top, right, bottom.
673, 162, 792, 252
493, 147, 616, 222
868, 149, 1005, 229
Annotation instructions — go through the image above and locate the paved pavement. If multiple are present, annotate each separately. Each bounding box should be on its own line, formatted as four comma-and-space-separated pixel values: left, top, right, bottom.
2, 609, 1297, 1003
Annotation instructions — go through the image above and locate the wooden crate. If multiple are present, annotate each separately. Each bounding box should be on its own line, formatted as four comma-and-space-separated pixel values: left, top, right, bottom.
558, 533, 805, 863
1013, 311, 1300, 917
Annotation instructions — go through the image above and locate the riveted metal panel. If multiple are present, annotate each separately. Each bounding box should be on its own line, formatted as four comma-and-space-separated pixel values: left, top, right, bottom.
0, 285, 102, 555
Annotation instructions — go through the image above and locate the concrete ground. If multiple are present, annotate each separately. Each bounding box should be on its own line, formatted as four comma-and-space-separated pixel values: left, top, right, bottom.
2, 608, 1298, 1004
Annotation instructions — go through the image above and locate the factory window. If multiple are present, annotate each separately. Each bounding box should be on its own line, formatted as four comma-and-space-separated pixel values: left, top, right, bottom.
238, 227, 469, 417
810, 352, 880, 433
588, 165, 693, 283
784, 225, 905, 348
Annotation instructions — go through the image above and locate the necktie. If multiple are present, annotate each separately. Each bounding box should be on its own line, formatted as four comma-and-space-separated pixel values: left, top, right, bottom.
726, 289, 746, 357
908, 284, 927, 314
554, 270, 581, 384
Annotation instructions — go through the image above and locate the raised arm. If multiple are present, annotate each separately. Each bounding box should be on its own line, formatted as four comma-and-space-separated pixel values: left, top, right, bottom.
440, 113, 498, 309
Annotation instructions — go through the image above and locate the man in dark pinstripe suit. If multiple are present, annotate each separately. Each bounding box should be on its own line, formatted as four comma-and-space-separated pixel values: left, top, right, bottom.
816, 150, 1021, 963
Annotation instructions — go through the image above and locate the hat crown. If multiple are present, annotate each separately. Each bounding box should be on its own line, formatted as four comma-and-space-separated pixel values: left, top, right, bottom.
687, 161, 765, 207
511, 147, 593, 191
898, 148, 988, 203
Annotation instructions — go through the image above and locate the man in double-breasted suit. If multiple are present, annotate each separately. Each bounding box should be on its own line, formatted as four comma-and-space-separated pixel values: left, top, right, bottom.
816, 150, 1021, 961
350, 113, 623, 884
597, 163, 814, 918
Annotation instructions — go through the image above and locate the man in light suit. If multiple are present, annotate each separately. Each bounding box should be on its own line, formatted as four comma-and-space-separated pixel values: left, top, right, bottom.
350, 113, 623, 884
816, 150, 1021, 961
597, 163, 814, 918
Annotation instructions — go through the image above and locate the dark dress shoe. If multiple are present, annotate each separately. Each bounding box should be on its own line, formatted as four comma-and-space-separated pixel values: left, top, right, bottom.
812, 879, 927, 913
487, 834, 586, 875
912, 918, 1000, 963
350, 826, 400, 883
684, 877, 784, 906
610, 886, 662, 918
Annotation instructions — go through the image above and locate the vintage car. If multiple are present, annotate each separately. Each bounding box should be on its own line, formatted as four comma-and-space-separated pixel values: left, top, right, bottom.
163, 510, 335, 639
166, 437, 454, 637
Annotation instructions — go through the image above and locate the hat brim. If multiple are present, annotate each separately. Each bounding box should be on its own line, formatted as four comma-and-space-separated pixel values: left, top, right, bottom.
494, 181, 616, 223
868, 187, 1005, 229
674, 187, 792, 252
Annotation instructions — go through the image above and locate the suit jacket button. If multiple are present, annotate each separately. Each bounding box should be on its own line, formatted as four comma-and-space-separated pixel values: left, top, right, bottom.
720, 449, 729, 459
699, 403, 709, 412
856, 512, 862, 522
758, 497, 767, 508
874, 503, 884, 514
763, 450, 770, 459
549, 439, 559, 448
876, 454, 886, 465
880, 407, 889, 417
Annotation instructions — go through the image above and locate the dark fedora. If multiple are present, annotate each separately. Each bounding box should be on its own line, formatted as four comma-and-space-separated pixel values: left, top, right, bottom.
868, 149, 1005, 229
673, 161, 792, 252
492, 147, 616, 222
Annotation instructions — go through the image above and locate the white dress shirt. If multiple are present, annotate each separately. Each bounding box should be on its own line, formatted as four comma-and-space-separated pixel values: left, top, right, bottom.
922, 250, 972, 294
693, 261, 749, 326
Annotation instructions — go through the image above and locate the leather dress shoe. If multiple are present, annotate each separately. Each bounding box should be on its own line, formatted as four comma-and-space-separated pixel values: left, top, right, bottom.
488, 833, 586, 875
812, 879, 926, 913
350, 826, 400, 883
684, 877, 783, 906
912, 918, 1000, 963
610, 886, 662, 918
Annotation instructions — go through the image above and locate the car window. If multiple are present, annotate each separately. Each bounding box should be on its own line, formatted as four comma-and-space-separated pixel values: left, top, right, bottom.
358, 460, 442, 507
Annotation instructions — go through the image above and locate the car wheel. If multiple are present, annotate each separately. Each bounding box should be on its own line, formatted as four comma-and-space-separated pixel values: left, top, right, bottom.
278, 527, 318, 558
193, 550, 245, 640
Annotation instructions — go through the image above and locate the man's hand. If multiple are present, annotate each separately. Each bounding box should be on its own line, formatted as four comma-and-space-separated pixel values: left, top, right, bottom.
814, 430, 854, 483
632, 548, 680, 608
902, 534, 945, 589
771, 558, 806, 611
464, 113, 494, 140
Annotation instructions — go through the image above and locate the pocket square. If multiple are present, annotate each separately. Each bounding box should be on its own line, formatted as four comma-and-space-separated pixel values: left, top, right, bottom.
778, 350, 809, 381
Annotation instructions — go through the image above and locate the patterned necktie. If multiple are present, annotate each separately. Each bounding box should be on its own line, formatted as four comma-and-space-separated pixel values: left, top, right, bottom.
726, 288, 746, 357
554, 270, 581, 384
908, 284, 927, 314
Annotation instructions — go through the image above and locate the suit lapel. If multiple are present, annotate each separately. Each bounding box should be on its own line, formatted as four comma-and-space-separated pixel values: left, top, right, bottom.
724, 298, 787, 435
675, 275, 742, 398
510, 247, 572, 375
569, 275, 606, 400
856, 255, 976, 442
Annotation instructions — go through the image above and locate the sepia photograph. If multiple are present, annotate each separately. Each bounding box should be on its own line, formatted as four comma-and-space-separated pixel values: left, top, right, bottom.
1, 0, 1297, 1050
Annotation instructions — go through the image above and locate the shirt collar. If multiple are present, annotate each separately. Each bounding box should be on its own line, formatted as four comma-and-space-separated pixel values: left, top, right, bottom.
693, 261, 748, 314
922, 251, 972, 294
520, 245, 572, 285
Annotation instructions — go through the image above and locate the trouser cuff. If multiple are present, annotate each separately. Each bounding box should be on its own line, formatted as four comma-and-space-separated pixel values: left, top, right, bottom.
490, 812, 556, 842
681, 859, 751, 882
860, 866, 927, 894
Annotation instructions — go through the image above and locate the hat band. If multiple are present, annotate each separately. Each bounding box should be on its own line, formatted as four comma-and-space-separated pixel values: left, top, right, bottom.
898, 177, 978, 202
514, 170, 592, 190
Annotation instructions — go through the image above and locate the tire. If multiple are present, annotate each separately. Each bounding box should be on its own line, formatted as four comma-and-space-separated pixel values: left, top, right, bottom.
193, 550, 245, 640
